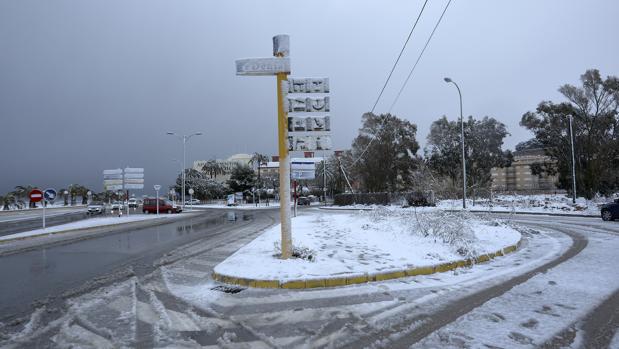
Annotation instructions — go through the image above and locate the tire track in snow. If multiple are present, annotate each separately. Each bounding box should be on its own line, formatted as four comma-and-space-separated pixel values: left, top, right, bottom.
340, 222, 587, 348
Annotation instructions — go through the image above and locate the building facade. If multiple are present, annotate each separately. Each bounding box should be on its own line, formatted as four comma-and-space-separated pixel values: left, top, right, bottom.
491, 148, 559, 193
193, 153, 253, 184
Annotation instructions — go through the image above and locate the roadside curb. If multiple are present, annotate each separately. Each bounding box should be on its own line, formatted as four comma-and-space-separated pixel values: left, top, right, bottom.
0, 214, 198, 245
212, 238, 523, 290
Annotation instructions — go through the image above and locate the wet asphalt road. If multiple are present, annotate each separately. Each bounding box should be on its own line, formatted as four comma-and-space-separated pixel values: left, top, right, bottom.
0, 209, 277, 319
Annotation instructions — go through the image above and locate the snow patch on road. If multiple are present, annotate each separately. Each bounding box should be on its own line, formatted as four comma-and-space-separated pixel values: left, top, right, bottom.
412, 226, 619, 348
0, 214, 191, 242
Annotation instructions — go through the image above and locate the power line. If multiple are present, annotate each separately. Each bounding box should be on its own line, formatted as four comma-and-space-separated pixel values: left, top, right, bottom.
370, 0, 429, 114
352, 0, 455, 166
350, 1, 430, 167
389, 0, 454, 113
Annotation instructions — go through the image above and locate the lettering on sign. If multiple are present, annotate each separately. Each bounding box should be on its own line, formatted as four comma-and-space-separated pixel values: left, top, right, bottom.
288, 116, 330, 132
284, 78, 329, 93
236, 58, 291, 76
288, 135, 332, 151
286, 96, 330, 113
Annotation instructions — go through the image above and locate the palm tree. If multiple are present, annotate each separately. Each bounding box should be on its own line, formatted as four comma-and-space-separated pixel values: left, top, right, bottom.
1, 192, 15, 210
250, 152, 269, 184
14, 185, 35, 208
201, 159, 224, 179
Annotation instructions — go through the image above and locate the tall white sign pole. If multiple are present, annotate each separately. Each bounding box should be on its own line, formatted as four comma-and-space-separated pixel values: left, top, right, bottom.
277, 67, 293, 259
235, 34, 292, 259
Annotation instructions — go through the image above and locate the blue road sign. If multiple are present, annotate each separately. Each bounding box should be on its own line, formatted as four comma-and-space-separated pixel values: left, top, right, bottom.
44, 188, 57, 202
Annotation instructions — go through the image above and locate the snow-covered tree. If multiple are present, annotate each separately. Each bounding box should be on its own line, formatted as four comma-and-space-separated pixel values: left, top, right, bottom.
425, 115, 511, 196
226, 165, 256, 194
351, 113, 420, 192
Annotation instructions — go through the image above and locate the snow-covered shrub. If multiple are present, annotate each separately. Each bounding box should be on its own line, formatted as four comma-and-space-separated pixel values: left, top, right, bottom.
272, 242, 316, 262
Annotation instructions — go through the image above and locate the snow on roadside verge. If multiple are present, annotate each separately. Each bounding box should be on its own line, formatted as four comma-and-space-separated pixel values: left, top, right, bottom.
0, 214, 191, 242
213, 208, 521, 283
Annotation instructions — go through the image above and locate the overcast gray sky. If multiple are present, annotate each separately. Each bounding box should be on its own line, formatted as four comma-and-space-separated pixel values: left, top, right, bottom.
1, 0, 617, 194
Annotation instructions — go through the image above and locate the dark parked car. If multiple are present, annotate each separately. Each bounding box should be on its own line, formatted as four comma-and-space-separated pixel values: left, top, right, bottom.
143, 198, 182, 214
601, 199, 619, 221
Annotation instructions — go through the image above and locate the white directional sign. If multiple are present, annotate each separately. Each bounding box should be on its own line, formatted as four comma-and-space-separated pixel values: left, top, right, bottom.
291, 161, 316, 180
103, 168, 144, 191
235, 58, 291, 76
124, 167, 144, 189
103, 168, 124, 191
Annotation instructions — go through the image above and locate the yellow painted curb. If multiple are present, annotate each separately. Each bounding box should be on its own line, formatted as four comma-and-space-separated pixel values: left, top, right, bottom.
406, 266, 435, 276
346, 275, 368, 285
212, 240, 522, 290
325, 277, 347, 287
281, 280, 306, 289
375, 270, 406, 281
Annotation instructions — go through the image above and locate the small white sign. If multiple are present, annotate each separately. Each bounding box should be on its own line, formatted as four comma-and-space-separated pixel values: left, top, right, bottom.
288, 116, 330, 132
236, 58, 291, 76
288, 135, 332, 151
284, 78, 329, 94
286, 96, 329, 113
105, 184, 123, 191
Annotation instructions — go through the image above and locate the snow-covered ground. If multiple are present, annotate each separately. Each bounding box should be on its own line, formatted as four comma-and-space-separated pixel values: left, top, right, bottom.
437, 194, 605, 216
0, 213, 190, 242
192, 201, 321, 210
191, 203, 282, 210
214, 208, 521, 283
0, 203, 86, 212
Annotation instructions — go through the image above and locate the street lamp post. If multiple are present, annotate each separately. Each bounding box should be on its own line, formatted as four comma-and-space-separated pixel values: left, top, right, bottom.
568, 114, 577, 204
444, 77, 467, 209
167, 132, 203, 209
154, 185, 161, 216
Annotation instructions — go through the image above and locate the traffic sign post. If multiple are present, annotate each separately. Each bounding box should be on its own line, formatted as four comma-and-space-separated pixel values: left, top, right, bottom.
43, 189, 57, 230
29, 189, 45, 229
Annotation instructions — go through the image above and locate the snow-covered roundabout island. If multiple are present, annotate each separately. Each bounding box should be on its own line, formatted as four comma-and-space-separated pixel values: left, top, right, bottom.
213, 208, 522, 289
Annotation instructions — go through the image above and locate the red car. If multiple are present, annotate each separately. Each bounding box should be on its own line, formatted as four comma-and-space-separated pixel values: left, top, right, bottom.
142, 198, 182, 214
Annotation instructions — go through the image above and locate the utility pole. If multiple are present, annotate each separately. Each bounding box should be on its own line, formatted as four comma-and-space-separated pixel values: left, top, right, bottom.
568, 114, 577, 204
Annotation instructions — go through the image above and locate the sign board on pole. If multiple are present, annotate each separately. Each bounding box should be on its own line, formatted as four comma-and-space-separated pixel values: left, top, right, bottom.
291, 161, 316, 180
284, 76, 333, 152
124, 167, 144, 190
103, 168, 144, 191
235, 58, 291, 76
103, 168, 124, 191
29, 189, 43, 203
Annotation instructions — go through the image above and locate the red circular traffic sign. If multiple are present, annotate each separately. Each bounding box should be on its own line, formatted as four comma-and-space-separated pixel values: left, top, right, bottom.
29, 189, 43, 203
